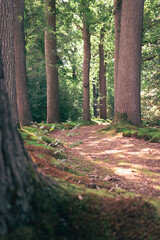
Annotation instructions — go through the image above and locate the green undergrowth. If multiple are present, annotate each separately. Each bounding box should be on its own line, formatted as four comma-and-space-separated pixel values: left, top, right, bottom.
19, 124, 67, 161
100, 121, 160, 143
1, 182, 160, 240
39, 119, 98, 131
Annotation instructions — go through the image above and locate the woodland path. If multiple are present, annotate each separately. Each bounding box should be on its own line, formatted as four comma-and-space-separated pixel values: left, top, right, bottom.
50, 124, 160, 198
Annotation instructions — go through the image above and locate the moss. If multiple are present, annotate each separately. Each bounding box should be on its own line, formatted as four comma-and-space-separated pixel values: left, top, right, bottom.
1, 181, 160, 240
34, 190, 160, 240
101, 122, 160, 143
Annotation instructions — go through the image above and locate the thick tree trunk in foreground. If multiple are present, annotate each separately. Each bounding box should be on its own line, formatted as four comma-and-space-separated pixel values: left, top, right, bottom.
0, 41, 56, 236
114, 0, 144, 126
99, 28, 107, 120
0, 0, 18, 125
0, 41, 35, 235
82, 21, 91, 121
14, 0, 33, 125
45, 0, 60, 123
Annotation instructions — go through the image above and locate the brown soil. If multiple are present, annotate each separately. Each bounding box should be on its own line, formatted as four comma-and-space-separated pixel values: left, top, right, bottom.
49, 124, 160, 197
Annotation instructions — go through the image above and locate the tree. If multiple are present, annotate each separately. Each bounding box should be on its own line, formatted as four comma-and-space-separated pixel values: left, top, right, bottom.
82, 17, 91, 121
0, 39, 34, 235
114, 0, 144, 126
99, 28, 107, 120
113, 0, 122, 113
14, 0, 33, 125
0, 0, 18, 125
93, 82, 98, 117
45, 0, 60, 123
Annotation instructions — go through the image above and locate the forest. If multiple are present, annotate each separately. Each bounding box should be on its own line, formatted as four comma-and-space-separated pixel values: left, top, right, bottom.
0, 0, 160, 239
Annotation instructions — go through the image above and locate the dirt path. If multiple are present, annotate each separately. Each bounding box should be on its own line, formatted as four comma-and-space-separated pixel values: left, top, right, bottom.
51, 124, 160, 198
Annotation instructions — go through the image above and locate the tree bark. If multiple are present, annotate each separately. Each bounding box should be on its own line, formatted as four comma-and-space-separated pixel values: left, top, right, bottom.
14, 0, 33, 125
45, 0, 60, 123
114, 0, 144, 126
82, 21, 91, 121
113, 0, 122, 114
0, 40, 56, 236
0, 0, 19, 125
0, 40, 35, 235
99, 28, 107, 120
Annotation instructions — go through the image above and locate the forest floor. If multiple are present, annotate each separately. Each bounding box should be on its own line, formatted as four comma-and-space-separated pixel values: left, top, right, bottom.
27, 123, 160, 203
50, 124, 160, 198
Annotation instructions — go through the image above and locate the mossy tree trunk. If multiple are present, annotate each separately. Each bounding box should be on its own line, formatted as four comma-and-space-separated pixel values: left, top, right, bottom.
114, 0, 144, 126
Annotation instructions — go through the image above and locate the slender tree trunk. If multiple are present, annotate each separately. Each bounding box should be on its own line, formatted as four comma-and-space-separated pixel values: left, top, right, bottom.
99, 28, 107, 120
72, 47, 77, 80
45, 0, 60, 123
82, 21, 91, 121
14, 0, 33, 125
114, 0, 144, 126
0, 0, 19, 125
93, 83, 98, 117
113, 0, 122, 114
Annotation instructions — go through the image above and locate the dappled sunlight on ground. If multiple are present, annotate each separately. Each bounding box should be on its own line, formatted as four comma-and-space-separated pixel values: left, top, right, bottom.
50, 124, 160, 197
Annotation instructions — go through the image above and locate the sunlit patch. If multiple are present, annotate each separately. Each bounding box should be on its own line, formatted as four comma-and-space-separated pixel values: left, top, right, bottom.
141, 148, 153, 152
153, 185, 160, 191
118, 162, 147, 169
114, 167, 139, 179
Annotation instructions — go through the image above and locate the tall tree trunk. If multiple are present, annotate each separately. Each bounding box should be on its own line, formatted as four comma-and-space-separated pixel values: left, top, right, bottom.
82, 21, 91, 121
45, 0, 60, 123
114, 0, 144, 126
0, 0, 19, 125
113, 0, 122, 114
99, 28, 107, 120
14, 0, 33, 125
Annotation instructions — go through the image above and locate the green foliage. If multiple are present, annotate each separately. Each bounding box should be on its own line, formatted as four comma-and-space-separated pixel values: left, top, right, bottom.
141, 0, 160, 126
24, 0, 159, 124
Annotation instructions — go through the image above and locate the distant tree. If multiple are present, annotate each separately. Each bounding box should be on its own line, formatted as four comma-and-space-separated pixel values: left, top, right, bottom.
93, 82, 98, 117
0, 0, 18, 125
114, 0, 144, 126
99, 28, 107, 120
14, 0, 33, 125
45, 0, 60, 123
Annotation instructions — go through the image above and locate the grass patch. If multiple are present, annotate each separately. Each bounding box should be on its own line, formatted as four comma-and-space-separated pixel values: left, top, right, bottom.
100, 122, 160, 143
139, 168, 160, 178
